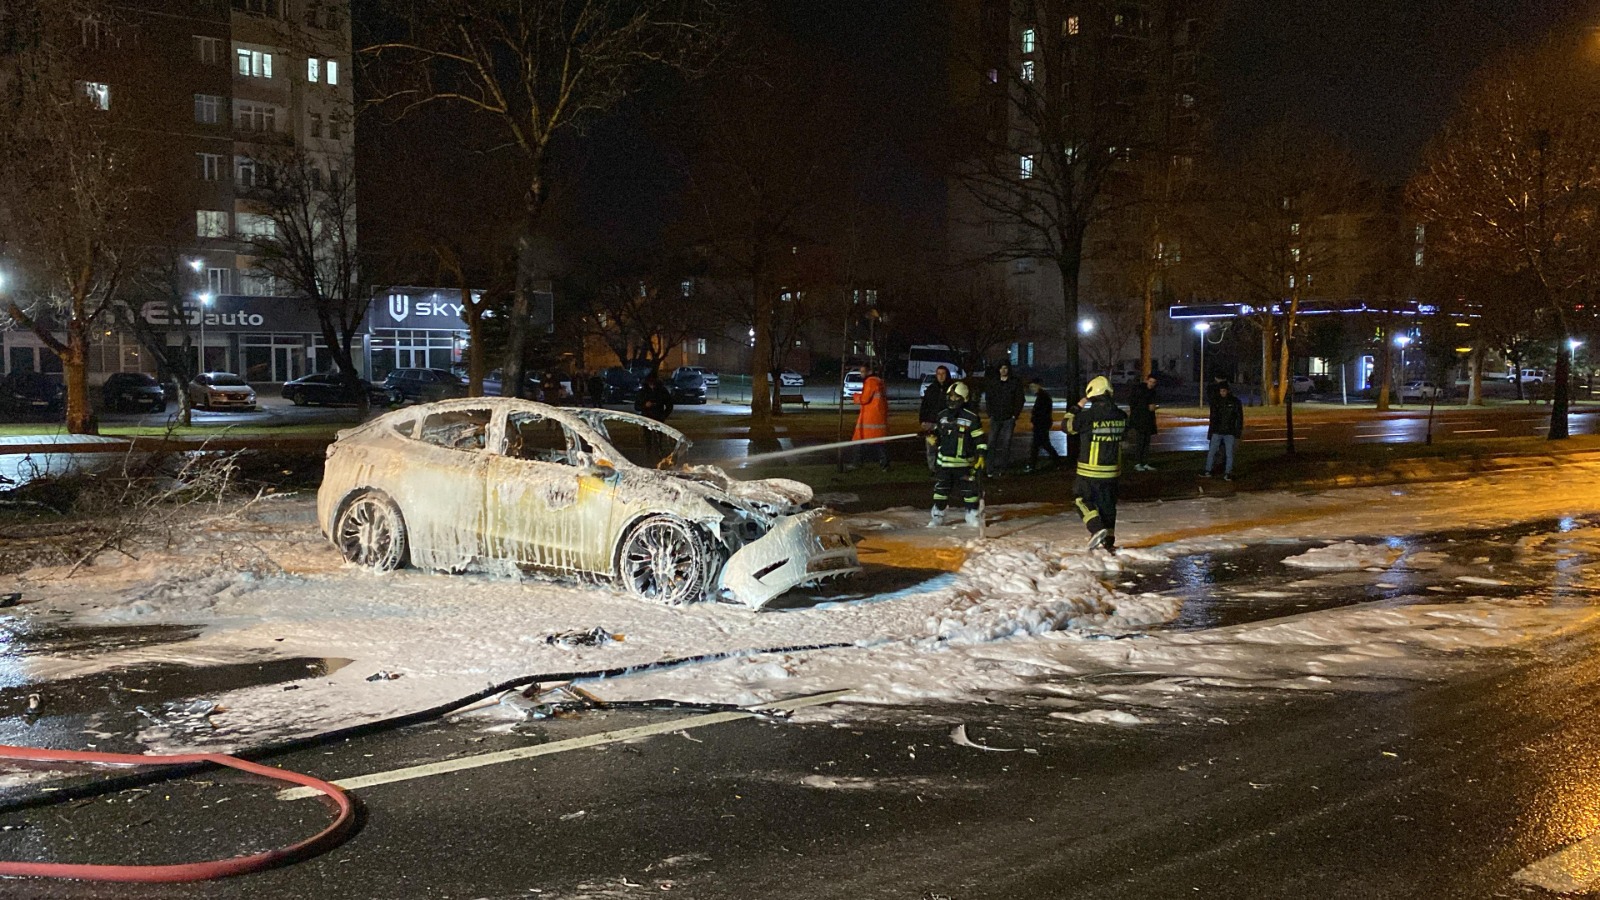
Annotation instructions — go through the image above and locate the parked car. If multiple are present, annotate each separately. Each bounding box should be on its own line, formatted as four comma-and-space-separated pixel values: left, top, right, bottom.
675, 366, 719, 389
382, 368, 469, 403
779, 369, 805, 388
282, 372, 401, 408
1515, 368, 1550, 384
101, 372, 167, 413
1291, 375, 1315, 396
0, 371, 66, 419
1401, 381, 1445, 401
316, 399, 859, 607
187, 372, 257, 411
596, 367, 642, 404
843, 370, 865, 399
668, 368, 708, 404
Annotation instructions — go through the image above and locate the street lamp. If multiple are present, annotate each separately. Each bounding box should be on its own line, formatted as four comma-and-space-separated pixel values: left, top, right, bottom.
1079, 319, 1094, 334
1195, 321, 1210, 408
1394, 334, 1412, 403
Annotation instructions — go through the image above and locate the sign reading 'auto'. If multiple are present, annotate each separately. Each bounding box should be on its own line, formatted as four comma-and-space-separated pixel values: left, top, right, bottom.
138, 295, 321, 333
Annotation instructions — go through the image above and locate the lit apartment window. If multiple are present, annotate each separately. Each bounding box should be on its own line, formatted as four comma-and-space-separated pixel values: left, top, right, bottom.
1291, 247, 1302, 262
80, 82, 110, 110
309, 112, 324, 138
207, 268, 231, 294
865, 289, 878, 305
695, 338, 707, 355
1019, 154, 1034, 179
196, 210, 229, 238
1065, 15, 1080, 35
308, 57, 320, 82
236, 48, 273, 79
237, 212, 276, 240
197, 152, 222, 181
987, 68, 999, 84
194, 93, 222, 124
326, 59, 339, 85
1021, 27, 1036, 53
234, 102, 278, 132
194, 35, 222, 64
1021, 60, 1035, 82
680, 279, 693, 297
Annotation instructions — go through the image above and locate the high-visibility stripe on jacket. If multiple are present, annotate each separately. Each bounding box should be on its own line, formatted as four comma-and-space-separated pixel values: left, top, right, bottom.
934, 405, 985, 468
1065, 397, 1127, 479
852, 375, 889, 440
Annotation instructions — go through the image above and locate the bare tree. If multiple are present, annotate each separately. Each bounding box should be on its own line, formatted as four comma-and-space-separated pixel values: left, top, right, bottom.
236, 151, 369, 408
1408, 36, 1600, 440
585, 267, 717, 375
114, 256, 207, 425
926, 272, 1035, 375
0, 0, 143, 434
362, 0, 721, 399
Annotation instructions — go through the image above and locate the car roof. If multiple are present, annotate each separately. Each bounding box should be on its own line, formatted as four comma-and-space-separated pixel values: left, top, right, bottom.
346, 396, 689, 449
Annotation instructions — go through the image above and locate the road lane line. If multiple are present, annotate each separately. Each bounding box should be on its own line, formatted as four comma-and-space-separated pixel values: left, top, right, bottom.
1451, 429, 1498, 434
277, 689, 855, 800
1513, 834, 1600, 893
1354, 432, 1410, 438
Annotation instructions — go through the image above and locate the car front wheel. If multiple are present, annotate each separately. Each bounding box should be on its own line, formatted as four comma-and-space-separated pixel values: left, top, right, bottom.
291, 391, 308, 406
618, 515, 712, 605
334, 490, 409, 571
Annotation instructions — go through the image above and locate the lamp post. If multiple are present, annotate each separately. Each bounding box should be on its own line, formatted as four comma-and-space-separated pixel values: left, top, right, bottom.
198, 291, 214, 373
1394, 334, 1412, 405
1195, 321, 1210, 408
1574, 339, 1587, 400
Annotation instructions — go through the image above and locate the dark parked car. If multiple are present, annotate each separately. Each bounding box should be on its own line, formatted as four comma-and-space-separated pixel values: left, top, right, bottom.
0, 371, 65, 419
669, 367, 708, 404
382, 368, 469, 403
101, 372, 167, 413
595, 367, 642, 404
282, 372, 402, 407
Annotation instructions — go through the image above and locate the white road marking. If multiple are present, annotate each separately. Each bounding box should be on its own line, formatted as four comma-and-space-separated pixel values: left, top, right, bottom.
1355, 432, 1411, 438
277, 689, 854, 801
1451, 429, 1498, 435
1512, 834, 1600, 893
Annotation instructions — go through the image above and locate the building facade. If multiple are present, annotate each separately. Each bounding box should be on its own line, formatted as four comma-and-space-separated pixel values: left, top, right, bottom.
1, 0, 355, 384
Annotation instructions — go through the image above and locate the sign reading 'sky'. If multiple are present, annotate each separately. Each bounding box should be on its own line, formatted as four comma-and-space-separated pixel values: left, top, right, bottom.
370, 287, 477, 329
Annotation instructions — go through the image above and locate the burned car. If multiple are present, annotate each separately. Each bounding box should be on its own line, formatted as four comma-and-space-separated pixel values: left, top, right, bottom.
316, 398, 859, 606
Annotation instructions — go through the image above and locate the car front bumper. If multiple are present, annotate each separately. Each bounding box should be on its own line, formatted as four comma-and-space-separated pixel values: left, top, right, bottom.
719, 508, 860, 608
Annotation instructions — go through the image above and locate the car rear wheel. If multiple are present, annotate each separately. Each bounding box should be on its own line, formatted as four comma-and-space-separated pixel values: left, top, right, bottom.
291, 391, 308, 406
618, 515, 711, 605
334, 490, 409, 571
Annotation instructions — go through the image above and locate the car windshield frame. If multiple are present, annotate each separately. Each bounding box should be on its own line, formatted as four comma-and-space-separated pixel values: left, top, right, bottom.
205, 374, 249, 387
573, 407, 691, 468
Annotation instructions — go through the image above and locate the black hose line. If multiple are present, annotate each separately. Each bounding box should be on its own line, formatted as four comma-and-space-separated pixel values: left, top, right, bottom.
0, 640, 854, 814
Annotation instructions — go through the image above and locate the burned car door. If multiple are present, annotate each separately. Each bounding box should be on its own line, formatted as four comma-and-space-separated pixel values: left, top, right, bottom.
484, 410, 619, 574
402, 406, 495, 567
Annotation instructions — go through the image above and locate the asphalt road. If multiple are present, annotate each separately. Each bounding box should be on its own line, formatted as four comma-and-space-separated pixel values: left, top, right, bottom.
4, 516, 1600, 898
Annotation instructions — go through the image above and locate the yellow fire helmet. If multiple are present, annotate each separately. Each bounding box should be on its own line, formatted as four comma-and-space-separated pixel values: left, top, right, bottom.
947, 381, 971, 401
1085, 375, 1112, 398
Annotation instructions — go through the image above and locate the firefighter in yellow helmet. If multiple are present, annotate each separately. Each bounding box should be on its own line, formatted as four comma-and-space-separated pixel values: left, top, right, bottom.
1063, 375, 1128, 551
927, 380, 987, 527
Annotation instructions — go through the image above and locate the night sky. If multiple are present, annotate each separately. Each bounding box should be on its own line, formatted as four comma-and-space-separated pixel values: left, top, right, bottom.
1209, 0, 1600, 182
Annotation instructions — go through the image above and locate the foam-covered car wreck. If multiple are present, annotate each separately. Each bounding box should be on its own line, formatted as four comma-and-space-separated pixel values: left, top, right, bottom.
316, 398, 859, 607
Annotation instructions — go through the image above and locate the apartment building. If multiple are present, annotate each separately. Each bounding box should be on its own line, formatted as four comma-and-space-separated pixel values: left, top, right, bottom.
944, 0, 1218, 380
1, 0, 355, 385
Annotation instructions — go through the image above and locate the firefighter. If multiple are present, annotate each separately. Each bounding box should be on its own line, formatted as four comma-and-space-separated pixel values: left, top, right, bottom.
928, 381, 987, 527
1064, 375, 1128, 551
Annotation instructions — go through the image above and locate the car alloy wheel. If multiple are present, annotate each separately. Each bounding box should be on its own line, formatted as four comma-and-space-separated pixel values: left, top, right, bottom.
619, 515, 709, 605
291, 391, 308, 406
333, 490, 409, 571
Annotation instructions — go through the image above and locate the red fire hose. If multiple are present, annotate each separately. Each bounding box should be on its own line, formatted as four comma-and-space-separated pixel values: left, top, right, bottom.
0, 744, 355, 882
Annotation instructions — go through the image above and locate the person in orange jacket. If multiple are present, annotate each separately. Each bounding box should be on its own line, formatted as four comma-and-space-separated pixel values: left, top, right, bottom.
850, 362, 891, 470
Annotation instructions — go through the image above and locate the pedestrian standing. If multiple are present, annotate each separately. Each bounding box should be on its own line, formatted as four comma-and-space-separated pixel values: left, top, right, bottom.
1064, 375, 1128, 551
850, 363, 890, 470
1201, 382, 1243, 481
919, 365, 953, 473
588, 371, 608, 407
985, 363, 1025, 473
928, 381, 987, 527
1127, 374, 1159, 471
1025, 378, 1061, 471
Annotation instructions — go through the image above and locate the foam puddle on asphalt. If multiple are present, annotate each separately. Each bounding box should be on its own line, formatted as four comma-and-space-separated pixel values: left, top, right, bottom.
1119, 515, 1600, 632
0, 653, 351, 758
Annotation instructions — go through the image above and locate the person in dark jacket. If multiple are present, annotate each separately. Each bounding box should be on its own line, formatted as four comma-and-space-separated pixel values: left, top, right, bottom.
929, 381, 987, 527
1025, 378, 1061, 471
1127, 374, 1159, 471
635, 373, 674, 456
985, 364, 1026, 472
919, 365, 953, 472
1064, 375, 1128, 551
1201, 383, 1244, 481
588, 371, 608, 406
